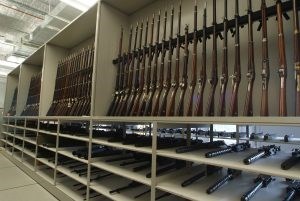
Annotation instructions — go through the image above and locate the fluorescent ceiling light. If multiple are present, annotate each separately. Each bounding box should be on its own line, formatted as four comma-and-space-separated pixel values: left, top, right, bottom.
0, 60, 19, 68
6, 56, 25, 64
60, 0, 97, 11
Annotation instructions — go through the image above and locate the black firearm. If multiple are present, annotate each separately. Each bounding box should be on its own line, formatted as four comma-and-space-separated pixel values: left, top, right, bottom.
90, 172, 113, 182
176, 140, 225, 153
205, 142, 250, 158
244, 145, 280, 165
156, 192, 171, 200
206, 169, 241, 194
134, 189, 151, 199
182, 165, 221, 187
109, 181, 142, 194
146, 160, 185, 178
281, 149, 300, 170
283, 181, 300, 201
241, 175, 273, 201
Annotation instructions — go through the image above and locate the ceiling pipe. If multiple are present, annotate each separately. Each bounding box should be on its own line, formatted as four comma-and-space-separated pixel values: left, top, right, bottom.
0, 2, 44, 20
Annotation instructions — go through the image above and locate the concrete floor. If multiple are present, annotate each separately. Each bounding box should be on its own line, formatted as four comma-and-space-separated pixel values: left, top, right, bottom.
0, 152, 58, 201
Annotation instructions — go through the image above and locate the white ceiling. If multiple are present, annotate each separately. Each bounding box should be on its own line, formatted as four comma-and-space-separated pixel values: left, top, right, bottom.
0, 0, 96, 77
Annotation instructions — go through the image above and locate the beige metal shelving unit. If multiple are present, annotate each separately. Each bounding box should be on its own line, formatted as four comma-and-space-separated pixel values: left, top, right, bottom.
1, 0, 300, 201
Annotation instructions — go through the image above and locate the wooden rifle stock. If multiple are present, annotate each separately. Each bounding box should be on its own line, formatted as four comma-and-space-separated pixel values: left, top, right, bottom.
107, 28, 123, 116
243, 0, 255, 116
126, 22, 144, 115
158, 7, 174, 116
119, 24, 138, 116
260, 0, 270, 116
186, 1, 197, 116
276, 0, 287, 116
152, 11, 167, 116
137, 15, 155, 116
194, 3, 207, 116
167, 3, 181, 116
206, 0, 218, 116
218, 0, 229, 116
144, 12, 161, 116
131, 19, 149, 116
228, 0, 241, 116
293, 0, 300, 116
176, 25, 189, 116
115, 26, 133, 115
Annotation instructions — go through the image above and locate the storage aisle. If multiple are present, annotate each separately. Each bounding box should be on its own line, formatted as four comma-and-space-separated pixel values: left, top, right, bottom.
0, 151, 58, 201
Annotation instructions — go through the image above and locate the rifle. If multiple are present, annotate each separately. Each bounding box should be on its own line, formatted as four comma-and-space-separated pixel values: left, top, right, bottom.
241, 175, 273, 201
158, 6, 174, 116
182, 165, 221, 187
167, 3, 181, 116
109, 181, 142, 194
283, 181, 300, 201
206, 169, 241, 194
293, 0, 300, 116
137, 15, 155, 116
107, 29, 123, 116
146, 160, 185, 178
119, 24, 138, 116
206, 0, 218, 116
144, 12, 161, 116
260, 0, 270, 116
218, 0, 228, 116
175, 140, 225, 153
194, 3, 207, 116
152, 11, 167, 116
156, 192, 171, 200
115, 26, 133, 116
243, 145, 280, 165
228, 0, 241, 116
130, 19, 149, 116
276, 0, 287, 116
281, 149, 300, 170
243, 0, 255, 116
186, 1, 198, 116
176, 25, 189, 116
205, 142, 250, 158
126, 22, 144, 115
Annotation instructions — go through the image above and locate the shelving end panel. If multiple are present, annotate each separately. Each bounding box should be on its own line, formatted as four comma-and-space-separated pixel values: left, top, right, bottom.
4, 67, 20, 116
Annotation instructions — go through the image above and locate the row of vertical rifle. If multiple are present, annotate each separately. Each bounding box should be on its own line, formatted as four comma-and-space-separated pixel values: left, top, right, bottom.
21, 72, 42, 116
47, 46, 94, 116
7, 87, 18, 116
108, 0, 300, 117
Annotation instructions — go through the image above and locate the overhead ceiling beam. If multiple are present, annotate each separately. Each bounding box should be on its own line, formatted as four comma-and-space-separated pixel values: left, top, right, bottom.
7, 0, 48, 15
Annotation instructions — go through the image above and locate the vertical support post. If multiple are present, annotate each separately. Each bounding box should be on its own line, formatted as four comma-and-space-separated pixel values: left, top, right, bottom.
34, 118, 40, 171
54, 118, 60, 185
21, 118, 26, 162
12, 118, 16, 156
150, 121, 157, 201
86, 118, 93, 201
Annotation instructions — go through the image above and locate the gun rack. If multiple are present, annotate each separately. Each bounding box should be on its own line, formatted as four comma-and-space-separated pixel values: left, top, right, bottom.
113, 0, 299, 64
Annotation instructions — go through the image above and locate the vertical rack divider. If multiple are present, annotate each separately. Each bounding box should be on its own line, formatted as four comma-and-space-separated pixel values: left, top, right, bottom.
54, 118, 60, 185
151, 121, 157, 201
86, 118, 93, 201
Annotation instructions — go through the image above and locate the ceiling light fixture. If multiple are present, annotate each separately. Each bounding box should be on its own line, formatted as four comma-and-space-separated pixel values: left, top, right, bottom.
60, 0, 97, 11
0, 60, 19, 68
6, 56, 25, 64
